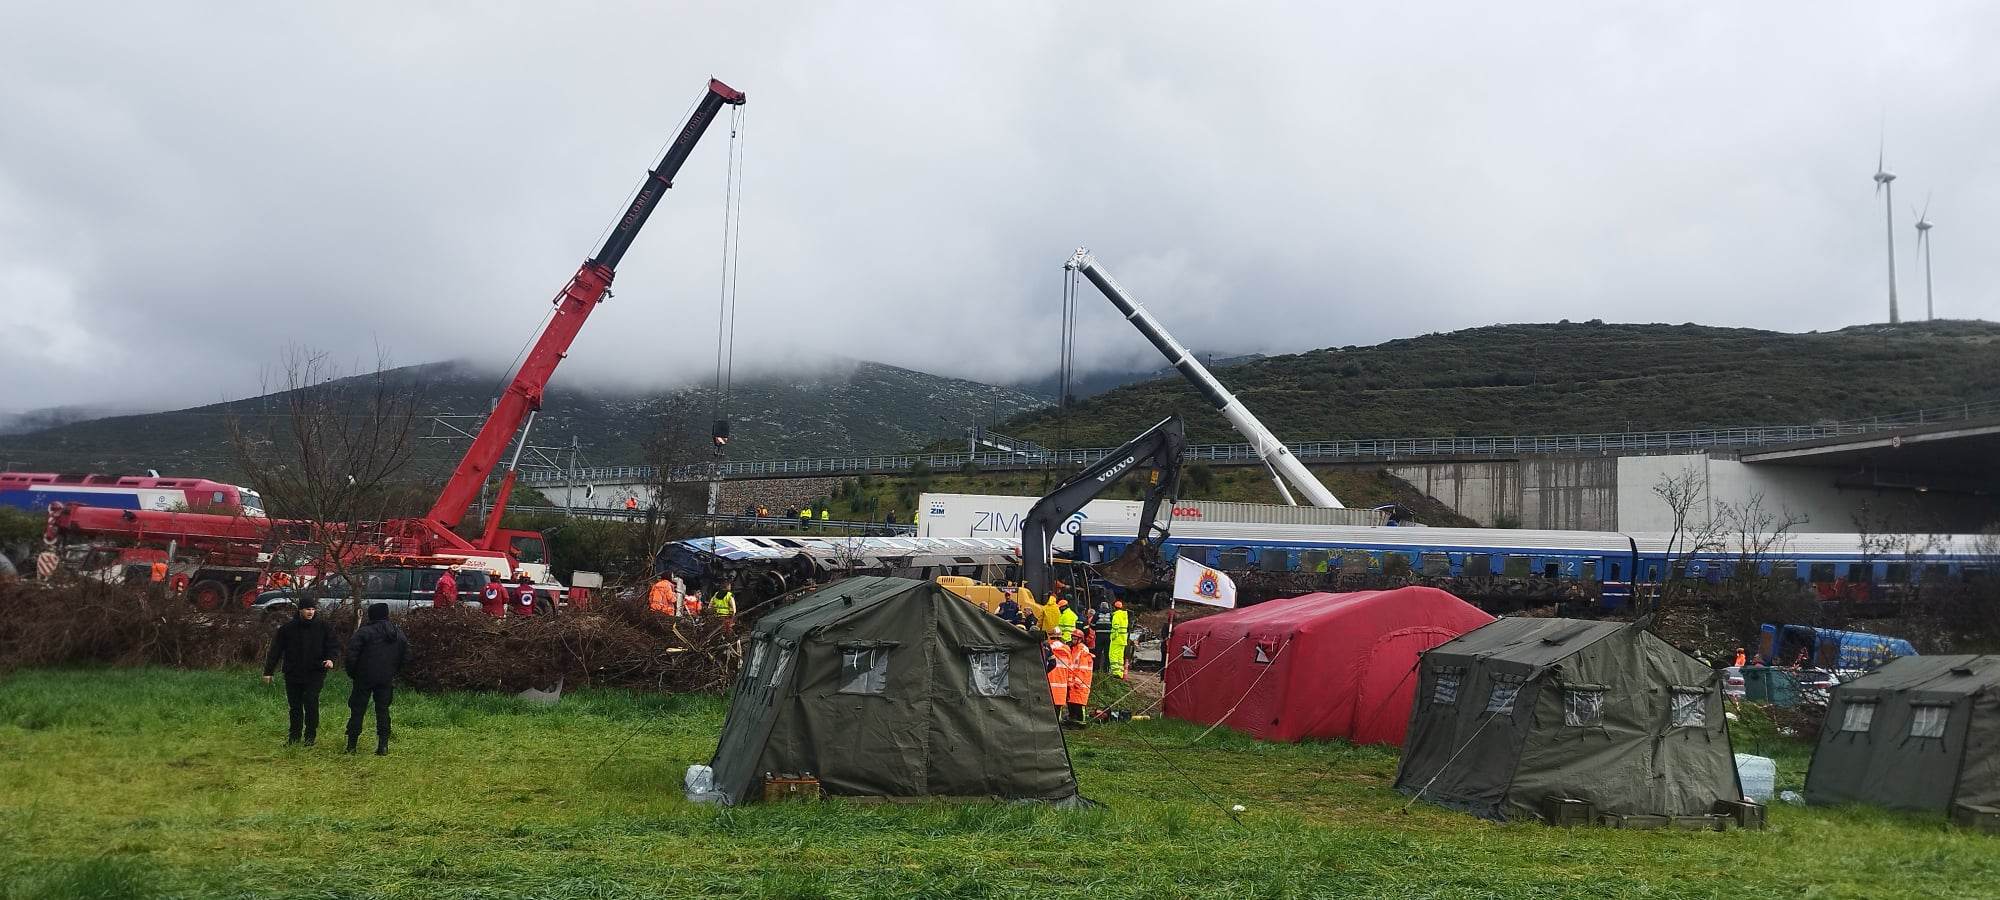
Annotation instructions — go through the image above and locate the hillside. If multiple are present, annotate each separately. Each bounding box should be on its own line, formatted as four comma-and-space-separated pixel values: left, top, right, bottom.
0, 359, 1046, 478
1005, 320, 2000, 447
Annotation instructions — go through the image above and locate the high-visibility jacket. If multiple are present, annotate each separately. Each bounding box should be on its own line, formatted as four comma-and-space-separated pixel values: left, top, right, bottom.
799, 509, 811, 522
711, 590, 735, 616
648, 579, 677, 614
1067, 644, 1094, 706
818, 509, 830, 521
1039, 602, 1061, 635
681, 594, 703, 617
1110, 608, 1129, 639
1046, 640, 1072, 705
149, 561, 169, 583
1058, 607, 1078, 640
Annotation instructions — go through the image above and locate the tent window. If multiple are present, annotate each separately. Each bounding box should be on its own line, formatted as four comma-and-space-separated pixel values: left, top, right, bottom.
746, 641, 770, 680
1563, 689, 1605, 727
1486, 683, 1519, 715
1670, 689, 1707, 728
1431, 668, 1462, 707
1839, 701, 1876, 733
839, 647, 890, 695
1910, 705, 1948, 740
766, 647, 794, 689
967, 651, 1009, 697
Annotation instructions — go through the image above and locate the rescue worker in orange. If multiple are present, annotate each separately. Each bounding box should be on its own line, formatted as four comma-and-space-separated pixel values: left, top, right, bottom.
1045, 633, 1071, 717
680, 587, 703, 618
648, 576, 677, 615
1065, 629, 1095, 725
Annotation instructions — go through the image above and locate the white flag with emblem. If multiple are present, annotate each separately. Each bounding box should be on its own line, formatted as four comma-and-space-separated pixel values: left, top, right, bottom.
1173, 557, 1237, 609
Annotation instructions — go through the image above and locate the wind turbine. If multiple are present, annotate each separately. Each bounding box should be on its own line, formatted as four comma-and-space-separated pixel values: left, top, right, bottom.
1912, 194, 1934, 321
1873, 146, 1899, 324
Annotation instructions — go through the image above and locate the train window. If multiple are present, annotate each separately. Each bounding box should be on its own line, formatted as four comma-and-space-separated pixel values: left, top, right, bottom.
1808, 563, 1837, 583
1846, 563, 1872, 583
1258, 549, 1289, 572
1503, 556, 1531, 578
1606, 562, 1621, 580
1920, 564, 1948, 583
1177, 545, 1209, 564
1771, 564, 1798, 581
1219, 548, 1252, 569
1582, 562, 1598, 582
1464, 553, 1492, 576
1542, 562, 1560, 579
1883, 563, 1910, 583
1301, 550, 1330, 573
1963, 566, 1988, 583
1384, 552, 1412, 577
1340, 551, 1373, 574
1421, 553, 1450, 576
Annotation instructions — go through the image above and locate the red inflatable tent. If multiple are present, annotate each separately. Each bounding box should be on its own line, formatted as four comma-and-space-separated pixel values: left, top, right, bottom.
1163, 587, 1493, 745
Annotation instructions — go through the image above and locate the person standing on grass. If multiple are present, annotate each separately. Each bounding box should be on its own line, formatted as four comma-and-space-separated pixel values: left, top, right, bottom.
1109, 601, 1130, 680
344, 602, 408, 756
1065, 630, 1095, 725
263, 597, 338, 746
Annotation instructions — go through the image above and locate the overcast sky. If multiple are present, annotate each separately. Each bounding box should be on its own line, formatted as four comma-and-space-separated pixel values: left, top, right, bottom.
3, 2, 1996, 411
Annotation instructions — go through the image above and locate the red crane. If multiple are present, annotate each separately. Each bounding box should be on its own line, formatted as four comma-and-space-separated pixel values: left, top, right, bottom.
45, 78, 746, 597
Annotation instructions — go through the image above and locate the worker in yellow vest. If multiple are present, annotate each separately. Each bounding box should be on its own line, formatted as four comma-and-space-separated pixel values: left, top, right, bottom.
1057, 599, 1078, 641
1045, 635, 1071, 715
710, 584, 734, 618
1065, 630, 1095, 724
1109, 600, 1130, 679
798, 507, 811, 526
818, 508, 830, 522
1038, 594, 1061, 635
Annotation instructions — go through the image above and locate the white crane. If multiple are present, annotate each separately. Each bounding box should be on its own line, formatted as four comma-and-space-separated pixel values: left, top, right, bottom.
1064, 248, 1344, 508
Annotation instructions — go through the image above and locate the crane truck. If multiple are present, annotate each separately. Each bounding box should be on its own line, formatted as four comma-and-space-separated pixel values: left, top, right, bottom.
41, 78, 747, 605
1064, 249, 1344, 509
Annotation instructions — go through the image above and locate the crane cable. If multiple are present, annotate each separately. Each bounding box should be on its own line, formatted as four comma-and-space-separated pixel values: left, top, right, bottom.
705, 104, 746, 524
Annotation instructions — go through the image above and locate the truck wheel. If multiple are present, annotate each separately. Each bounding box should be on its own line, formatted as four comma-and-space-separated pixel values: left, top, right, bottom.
190, 580, 229, 611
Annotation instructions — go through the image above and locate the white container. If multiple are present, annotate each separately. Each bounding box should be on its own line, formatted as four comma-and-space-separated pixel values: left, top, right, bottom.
1735, 753, 1776, 802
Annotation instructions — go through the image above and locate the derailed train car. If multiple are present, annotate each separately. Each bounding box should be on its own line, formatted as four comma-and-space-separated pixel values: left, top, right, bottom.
655, 535, 1021, 609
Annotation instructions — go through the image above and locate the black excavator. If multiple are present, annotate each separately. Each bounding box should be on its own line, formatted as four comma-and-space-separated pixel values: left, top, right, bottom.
1020, 416, 1186, 602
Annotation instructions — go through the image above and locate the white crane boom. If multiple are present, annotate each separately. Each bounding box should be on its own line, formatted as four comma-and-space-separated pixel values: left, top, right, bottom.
1064, 248, 1344, 508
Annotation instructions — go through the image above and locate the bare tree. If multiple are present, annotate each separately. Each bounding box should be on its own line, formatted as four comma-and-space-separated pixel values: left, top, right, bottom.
228, 346, 426, 624
631, 399, 710, 575
1651, 468, 1725, 610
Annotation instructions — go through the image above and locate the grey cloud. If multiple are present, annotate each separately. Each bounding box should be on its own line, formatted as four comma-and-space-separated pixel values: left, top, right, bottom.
3, 2, 1996, 411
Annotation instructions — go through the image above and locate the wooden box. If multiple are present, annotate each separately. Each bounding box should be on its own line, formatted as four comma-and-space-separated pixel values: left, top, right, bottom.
1540, 797, 1594, 827
1713, 799, 1767, 831
1598, 814, 1670, 830
1951, 803, 2000, 834
1670, 815, 1727, 832
762, 773, 822, 803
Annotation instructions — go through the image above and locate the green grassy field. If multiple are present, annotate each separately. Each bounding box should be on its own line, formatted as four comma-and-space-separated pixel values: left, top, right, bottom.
1, 670, 1992, 899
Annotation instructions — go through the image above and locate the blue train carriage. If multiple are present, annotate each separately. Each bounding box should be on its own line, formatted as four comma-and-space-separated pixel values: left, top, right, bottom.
1077, 522, 1991, 614
1628, 532, 1995, 613
1076, 521, 1641, 610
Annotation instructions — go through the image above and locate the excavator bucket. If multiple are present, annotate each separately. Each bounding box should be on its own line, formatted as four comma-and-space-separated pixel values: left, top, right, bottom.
1097, 539, 1164, 590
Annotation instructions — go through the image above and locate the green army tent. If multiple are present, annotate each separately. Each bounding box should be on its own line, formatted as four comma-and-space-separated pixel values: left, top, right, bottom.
1394, 617, 1741, 821
706, 576, 1083, 805
1807, 654, 2000, 812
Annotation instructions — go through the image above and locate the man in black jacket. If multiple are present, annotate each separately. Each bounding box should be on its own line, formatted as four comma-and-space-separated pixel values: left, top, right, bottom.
343, 602, 409, 755
263, 597, 339, 745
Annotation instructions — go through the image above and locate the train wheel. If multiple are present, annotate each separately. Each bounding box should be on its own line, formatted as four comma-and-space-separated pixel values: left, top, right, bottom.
189, 580, 229, 611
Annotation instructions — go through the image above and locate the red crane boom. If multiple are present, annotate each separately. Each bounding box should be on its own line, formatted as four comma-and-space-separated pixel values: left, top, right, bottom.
426, 78, 746, 531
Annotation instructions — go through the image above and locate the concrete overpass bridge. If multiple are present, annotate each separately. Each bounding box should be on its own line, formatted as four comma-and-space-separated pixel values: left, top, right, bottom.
521, 400, 2000, 533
